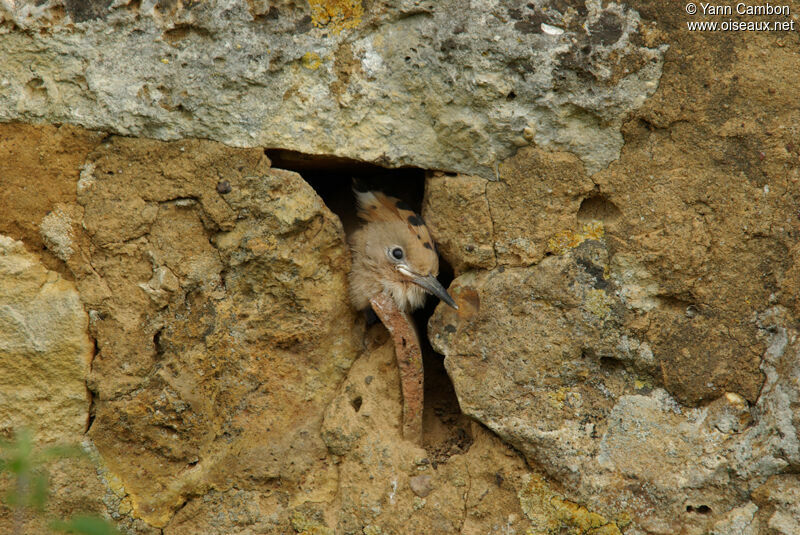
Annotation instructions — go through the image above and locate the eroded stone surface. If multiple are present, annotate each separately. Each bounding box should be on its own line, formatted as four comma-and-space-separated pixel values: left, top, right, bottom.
318, 324, 619, 535
430, 242, 800, 533
0, 0, 665, 177
424, 29, 800, 525
49, 137, 360, 528
0, 235, 92, 443
0, 0, 799, 532
0, 234, 106, 535
426, 82, 800, 530
422, 173, 496, 274
752, 475, 800, 535
0, 122, 104, 273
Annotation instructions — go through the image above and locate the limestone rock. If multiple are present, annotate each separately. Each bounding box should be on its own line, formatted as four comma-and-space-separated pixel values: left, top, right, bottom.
426, 148, 598, 268
319, 324, 605, 535
0, 0, 799, 532
752, 475, 800, 535
40, 204, 79, 261
709, 503, 760, 535
0, 230, 139, 535
428, 233, 800, 533
0, 123, 103, 273
409, 475, 433, 498
518, 473, 624, 534
0, 0, 665, 177
422, 173, 496, 274
0, 235, 92, 444
55, 136, 360, 528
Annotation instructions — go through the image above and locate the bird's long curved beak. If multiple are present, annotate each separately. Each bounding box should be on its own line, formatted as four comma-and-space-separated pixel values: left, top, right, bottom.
411, 274, 458, 310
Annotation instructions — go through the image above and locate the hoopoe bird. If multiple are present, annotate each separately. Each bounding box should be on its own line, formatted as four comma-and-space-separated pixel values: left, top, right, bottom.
347, 187, 457, 443
348, 189, 457, 313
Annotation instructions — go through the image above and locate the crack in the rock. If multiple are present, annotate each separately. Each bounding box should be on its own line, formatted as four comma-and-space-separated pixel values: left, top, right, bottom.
482, 179, 499, 269
85, 335, 100, 434
460, 457, 472, 534
162, 495, 191, 531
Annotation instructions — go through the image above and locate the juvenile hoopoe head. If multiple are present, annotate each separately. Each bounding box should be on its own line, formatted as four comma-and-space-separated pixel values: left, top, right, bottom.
348, 189, 457, 313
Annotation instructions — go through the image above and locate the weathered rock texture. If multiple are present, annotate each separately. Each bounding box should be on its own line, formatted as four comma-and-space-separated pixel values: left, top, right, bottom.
0, 0, 664, 177
0, 235, 92, 443
71, 137, 360, 528
422, 2, 800, 531
0, 0, 799, 534
0, 234, 110, 535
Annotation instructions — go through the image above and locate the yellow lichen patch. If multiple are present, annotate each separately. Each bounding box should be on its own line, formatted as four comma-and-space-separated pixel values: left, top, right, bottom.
634, 377, 654, 393
547, 221, 604, 255
302, 52, 324, 70
308, 0, 363, 34
583, 288, 613, 321
518, 473, 623, 534
545, 387, 567, 410
290, 510, 334, 535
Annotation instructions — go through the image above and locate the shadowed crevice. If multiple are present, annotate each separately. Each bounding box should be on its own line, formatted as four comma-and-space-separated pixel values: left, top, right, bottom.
267, 148, 470, 454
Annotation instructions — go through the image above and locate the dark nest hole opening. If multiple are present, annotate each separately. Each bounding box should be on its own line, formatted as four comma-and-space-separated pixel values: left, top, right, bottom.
686, 505, 712, 515
577, 194, 622, 225
266, 148, 473, 462
414, 277, 475, 465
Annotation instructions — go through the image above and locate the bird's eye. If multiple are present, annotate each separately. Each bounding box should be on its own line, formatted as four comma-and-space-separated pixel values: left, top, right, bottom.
391, 247, 404, 260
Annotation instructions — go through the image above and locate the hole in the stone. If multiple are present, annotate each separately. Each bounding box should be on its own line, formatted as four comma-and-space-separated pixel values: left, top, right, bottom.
506, 90, 516, 100
598, 355, 625, 372
351, 396, 363, 412
415, 256, 474, 465
686, 505, 712, 515
265, 148, 425, 235
584, 347, 628, 375
24, 77, 47, 101
577, 195, 622, 225
266, 149, 472, 461
657, 294, 699, 317
153, 328, 165, 360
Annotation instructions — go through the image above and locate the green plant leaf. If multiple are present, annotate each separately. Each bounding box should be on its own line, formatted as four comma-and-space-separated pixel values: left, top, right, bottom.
2, 430, 115, 535
51, 515, 122, 535
4, 428, 34, 475
29, 472, 49, 511
5, 487, 21, 506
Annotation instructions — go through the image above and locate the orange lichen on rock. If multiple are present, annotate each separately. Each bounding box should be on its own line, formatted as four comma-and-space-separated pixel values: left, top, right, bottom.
547, 221, 605, 255
308, 0, 363, 33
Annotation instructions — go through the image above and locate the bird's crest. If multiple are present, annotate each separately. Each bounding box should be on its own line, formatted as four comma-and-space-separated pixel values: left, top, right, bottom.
354, 189, 435, 251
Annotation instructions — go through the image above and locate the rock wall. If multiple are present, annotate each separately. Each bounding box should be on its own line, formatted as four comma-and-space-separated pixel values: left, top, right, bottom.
0, 0, 664, 176
1, 0, 799, 534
